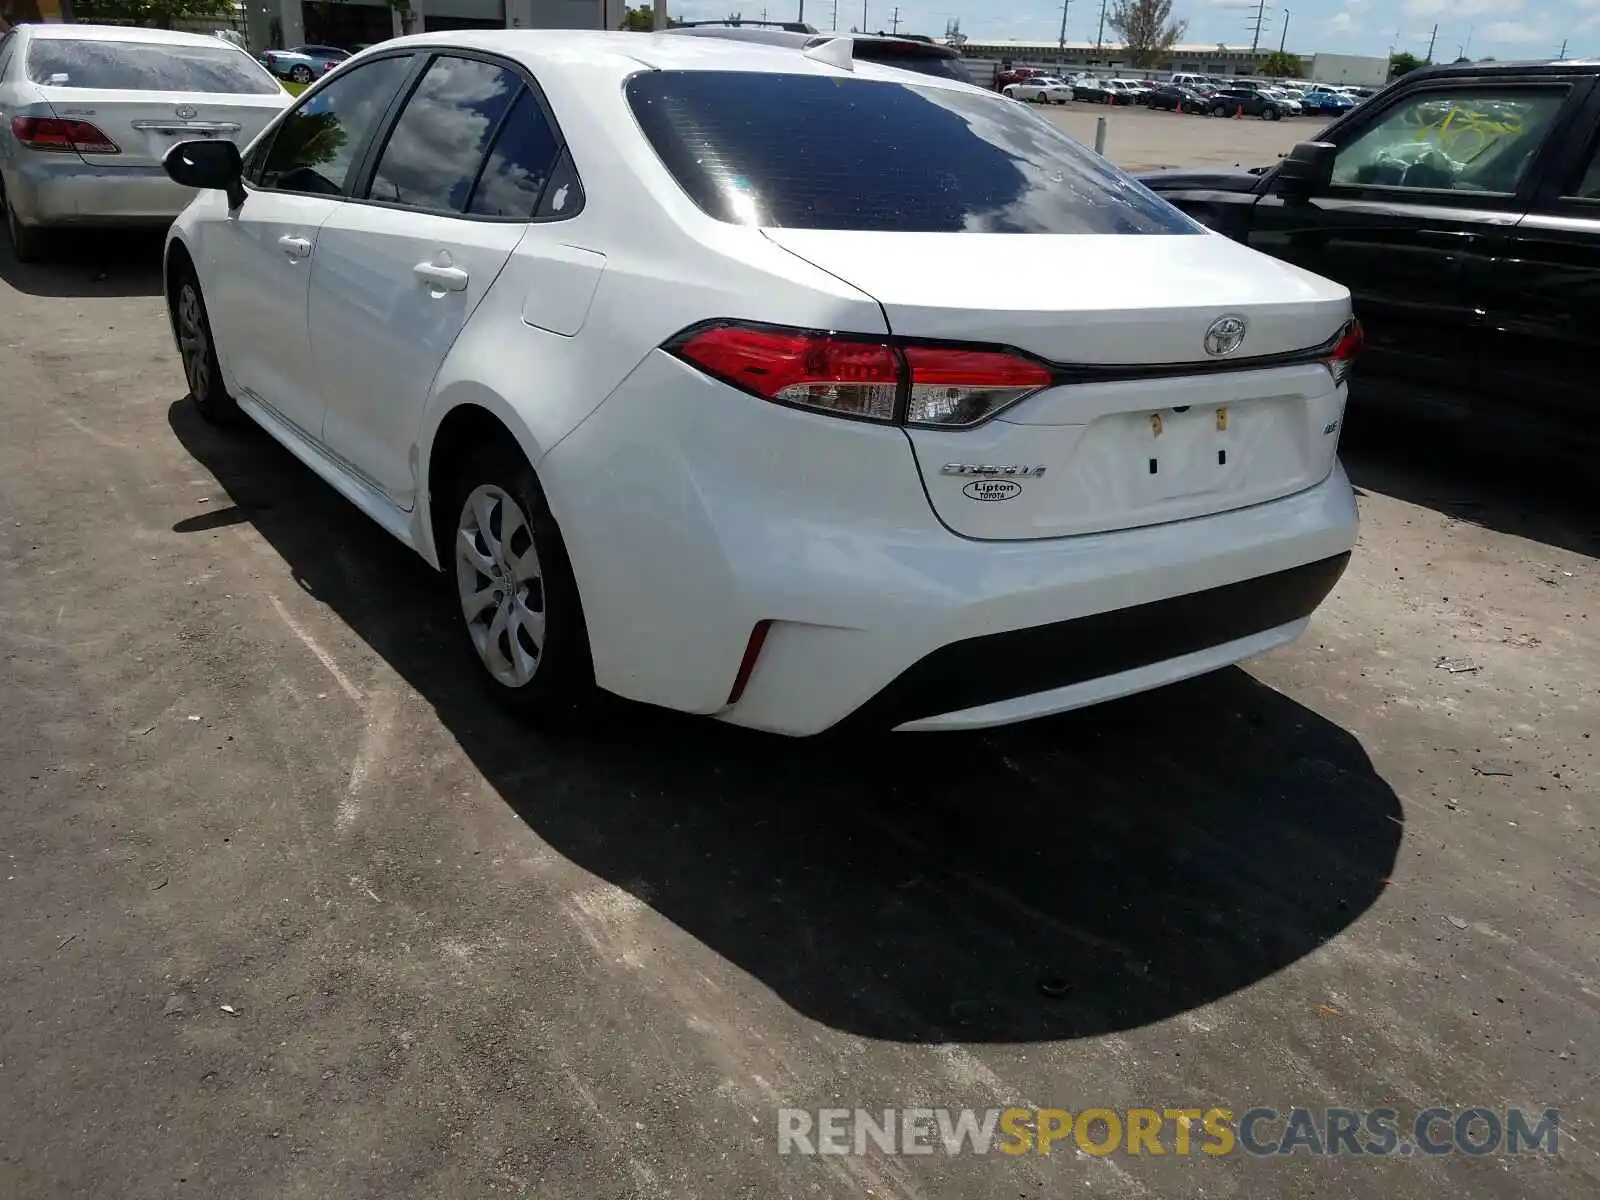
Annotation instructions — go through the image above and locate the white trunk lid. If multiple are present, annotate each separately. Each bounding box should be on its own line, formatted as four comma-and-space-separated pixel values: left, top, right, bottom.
765, 229, 1353, 539
36, 87, 287, 168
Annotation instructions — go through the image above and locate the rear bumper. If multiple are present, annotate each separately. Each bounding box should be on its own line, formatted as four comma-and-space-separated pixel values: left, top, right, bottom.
540, 351, 1361, 737
4, 158, 191, 227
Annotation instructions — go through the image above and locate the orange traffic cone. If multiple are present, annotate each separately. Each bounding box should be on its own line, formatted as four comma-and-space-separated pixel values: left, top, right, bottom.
1235, 104, 1243, 118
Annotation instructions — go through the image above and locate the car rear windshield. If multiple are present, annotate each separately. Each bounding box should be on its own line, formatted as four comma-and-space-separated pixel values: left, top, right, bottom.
27, 38, 282, 94
626, 71, 1197, 234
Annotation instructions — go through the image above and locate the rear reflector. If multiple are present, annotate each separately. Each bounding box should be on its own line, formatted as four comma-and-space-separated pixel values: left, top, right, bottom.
727, 619, 773, 705
10, 116, 120, 155
1324, 318, 1363, 386
668, 322, 1052, 427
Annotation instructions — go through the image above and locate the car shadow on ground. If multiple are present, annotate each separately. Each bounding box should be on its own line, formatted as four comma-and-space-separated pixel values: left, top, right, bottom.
0, 229, 166, 298
169, 399, 1403, 1044
1341, 402, 1599, 560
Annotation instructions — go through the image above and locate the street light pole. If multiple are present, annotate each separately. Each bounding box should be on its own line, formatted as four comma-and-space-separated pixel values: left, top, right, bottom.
1279, 9, 1290, 53
1095, 0, 1107, 52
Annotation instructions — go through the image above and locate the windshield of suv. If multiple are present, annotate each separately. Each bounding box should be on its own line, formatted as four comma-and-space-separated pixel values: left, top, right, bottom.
627, 70, 1198, 234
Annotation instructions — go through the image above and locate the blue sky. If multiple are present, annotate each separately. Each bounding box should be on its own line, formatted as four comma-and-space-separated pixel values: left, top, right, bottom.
663, 0, 1590, 61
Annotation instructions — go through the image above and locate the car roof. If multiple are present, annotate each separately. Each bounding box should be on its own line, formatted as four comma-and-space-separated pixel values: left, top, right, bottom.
1399, 57, 1600, 83
662, 23, 960, 58
17, 21, 235, 48
357, 29, 980, 91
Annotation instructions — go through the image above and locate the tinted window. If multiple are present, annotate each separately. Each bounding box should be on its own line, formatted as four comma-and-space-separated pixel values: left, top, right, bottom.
368, 56, 521, 213
849, 43, 971, 83
1332, 87, 1567, 194
535, 147, 584, 220
26, 38, 281, 94
260, 55, 411, 195
626, 71, 1196, 235
467, 88, 563, 218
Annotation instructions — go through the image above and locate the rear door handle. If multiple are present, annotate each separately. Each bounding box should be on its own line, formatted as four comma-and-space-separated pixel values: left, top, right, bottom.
414, 261, 469, 292
278, 235, 312, 259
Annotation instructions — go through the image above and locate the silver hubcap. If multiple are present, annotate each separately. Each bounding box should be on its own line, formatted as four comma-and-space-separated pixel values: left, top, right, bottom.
177, 284, 210, 400
455, 484, 545, 688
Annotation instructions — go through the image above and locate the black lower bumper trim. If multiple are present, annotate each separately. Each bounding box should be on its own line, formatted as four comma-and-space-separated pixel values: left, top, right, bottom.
845, 552, 1351, 730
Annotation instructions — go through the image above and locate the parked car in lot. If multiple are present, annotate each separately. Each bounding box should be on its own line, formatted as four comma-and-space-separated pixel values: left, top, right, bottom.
1074, 77, 1143, 103
0, 22, 291, 262
1263, 87, 1305, 115
1142, 83, 1209, 113
1300, 88, 1357, 116
1005, 75, 1071, 103
161, 30, 1359, 736
260, 44, 350, 84
1139, 57, 1600, 452
1206, 85, 1289, 120
994, 65, 1048, 92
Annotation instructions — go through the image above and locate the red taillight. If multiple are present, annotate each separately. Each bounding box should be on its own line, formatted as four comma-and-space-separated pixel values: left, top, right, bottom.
10, 116, 120, 155
668, 323, 1051, 427
1325, 318, 1363, 386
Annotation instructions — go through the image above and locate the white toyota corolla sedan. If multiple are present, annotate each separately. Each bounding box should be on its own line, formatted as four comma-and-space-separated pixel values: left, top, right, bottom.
160, 30, 1361, 736
0, 23, 290, 260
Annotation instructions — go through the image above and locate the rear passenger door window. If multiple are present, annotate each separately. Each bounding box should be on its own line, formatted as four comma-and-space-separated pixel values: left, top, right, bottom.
366, 55, 522, 213
256, 54, 412, 195
468, 88, 564, 218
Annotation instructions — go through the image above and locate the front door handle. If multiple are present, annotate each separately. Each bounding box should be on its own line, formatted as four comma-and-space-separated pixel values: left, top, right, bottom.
278, 235, 312, 259
414, 261, 469, 292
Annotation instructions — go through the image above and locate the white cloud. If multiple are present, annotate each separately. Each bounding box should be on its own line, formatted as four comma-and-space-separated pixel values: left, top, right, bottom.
1327, 11, 1355, 31
1403, 0, 1523, 16
1478, 19, 1551, 44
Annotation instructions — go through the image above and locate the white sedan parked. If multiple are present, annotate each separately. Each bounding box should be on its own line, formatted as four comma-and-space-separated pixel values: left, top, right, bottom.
161, 30, 1360, 736
0, 22, 289, 261
1005, 75, 1071, 103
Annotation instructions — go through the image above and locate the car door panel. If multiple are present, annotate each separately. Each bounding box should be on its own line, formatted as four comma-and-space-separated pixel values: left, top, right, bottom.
204, 192, 339, 437
311, 211, 523, 503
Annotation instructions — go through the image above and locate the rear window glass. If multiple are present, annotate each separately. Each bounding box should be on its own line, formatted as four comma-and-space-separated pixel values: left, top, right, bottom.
626, 71, 1196, 234
27, 38, 281, 94
848, 44, 971, 83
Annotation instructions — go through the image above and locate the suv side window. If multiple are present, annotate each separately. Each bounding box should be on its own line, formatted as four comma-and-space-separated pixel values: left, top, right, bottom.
1331, 86, 1569, 195
0, 32, 16, 77
256, 54, 412, 195
367, 55, 522, 213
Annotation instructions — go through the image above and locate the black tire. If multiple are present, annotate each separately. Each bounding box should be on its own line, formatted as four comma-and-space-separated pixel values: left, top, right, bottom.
2, 180, 45, 264
448, 442, 596, 719
1264, 106, 1282, 121
1211, 104, 1227, 118
172, 269, 240, 425
289, 64, 314, 84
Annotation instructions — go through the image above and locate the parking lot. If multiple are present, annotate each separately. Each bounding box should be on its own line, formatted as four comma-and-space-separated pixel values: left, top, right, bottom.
2, 112, 1597, 1200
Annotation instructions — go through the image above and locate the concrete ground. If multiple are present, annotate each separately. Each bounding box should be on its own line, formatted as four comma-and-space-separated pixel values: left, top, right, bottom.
1041, 99, 1318, 171
1, 113, 1597, 1200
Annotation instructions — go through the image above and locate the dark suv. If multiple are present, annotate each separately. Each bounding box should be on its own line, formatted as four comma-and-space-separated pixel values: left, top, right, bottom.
1139, 58, 1600, 449
662, 21, 973, 83
1205, 86, 1288, 120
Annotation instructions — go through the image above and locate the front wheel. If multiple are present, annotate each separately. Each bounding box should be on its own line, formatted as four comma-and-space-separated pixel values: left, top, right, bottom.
1264, 106, 1282, 121
1210, 105, 1227, 117
451, 444, 595, 717
174, 272, 239, 425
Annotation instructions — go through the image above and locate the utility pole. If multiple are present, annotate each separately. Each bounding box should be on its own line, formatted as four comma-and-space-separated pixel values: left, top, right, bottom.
862, 1, 868, 32
1095, 0, 1107, 52
832, 0, 838, 30
890, 5, 900, 33
798, 1, 804, 24
1058, 0, 1070, 61
1279, 8, 1289, 52
653, 0, 666, 30
1425, 23, 1436, 61
1248, 0, 1268, 53
1558, 38, 1567, 59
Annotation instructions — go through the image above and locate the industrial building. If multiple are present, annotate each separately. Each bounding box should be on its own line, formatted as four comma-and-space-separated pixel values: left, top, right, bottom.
954, 38, 1389, 86
241, 0, 623, 54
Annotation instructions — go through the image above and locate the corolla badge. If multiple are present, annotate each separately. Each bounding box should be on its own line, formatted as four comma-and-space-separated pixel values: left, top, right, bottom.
175, 105, 198, 120
1203, 314, 1248, 357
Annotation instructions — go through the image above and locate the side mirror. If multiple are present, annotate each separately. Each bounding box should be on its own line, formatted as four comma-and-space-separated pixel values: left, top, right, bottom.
163, 138, 245, 211
1272, 140, 1336, 201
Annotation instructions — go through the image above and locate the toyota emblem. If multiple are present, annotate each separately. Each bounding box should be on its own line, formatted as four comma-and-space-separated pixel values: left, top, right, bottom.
1203, 315, 1248, 357
175, 105, 197, 120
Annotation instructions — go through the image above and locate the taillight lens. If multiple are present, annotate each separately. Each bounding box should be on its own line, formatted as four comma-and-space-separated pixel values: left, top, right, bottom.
904, 346, 1053, 427
10, 116, 120, 155
1324, 318, 1363, 386
668, 323, 1051, 427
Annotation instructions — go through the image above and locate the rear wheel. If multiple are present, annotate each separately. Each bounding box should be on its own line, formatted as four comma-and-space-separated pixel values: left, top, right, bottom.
1264, 106, 1282, 121
1, 179, 44, 264
1210, 104, 1228, 117
289, 64, 314, 84
450, 443, 595, 717
174, 271, 239, 425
